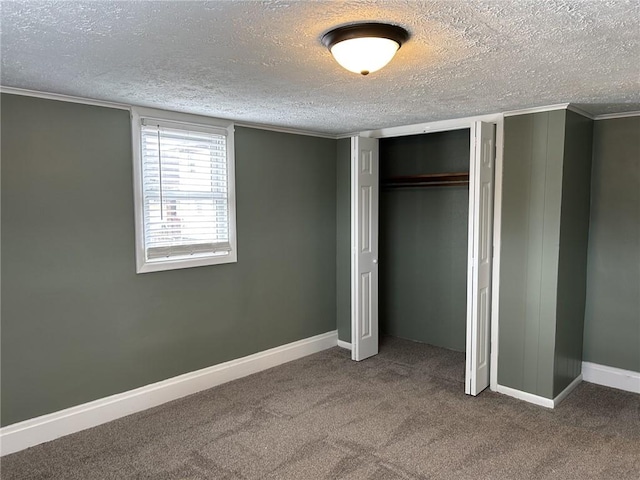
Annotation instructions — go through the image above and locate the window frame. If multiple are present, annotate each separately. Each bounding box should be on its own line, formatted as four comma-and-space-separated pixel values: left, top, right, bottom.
131, 107, 237, 273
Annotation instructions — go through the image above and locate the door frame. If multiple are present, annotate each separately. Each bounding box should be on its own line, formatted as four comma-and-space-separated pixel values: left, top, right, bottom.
351, 113, 504, 392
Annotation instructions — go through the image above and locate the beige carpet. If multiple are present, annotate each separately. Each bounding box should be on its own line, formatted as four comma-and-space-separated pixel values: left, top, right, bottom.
2, 336, 639, 479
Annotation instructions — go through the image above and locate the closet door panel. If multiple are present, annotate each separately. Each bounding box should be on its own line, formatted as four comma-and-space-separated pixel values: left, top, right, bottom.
466, 122, 495, 395
351, 136, 379, 361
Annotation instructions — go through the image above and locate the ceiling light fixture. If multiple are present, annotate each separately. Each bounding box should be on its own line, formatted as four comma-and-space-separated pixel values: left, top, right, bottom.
322, 22, 410, 76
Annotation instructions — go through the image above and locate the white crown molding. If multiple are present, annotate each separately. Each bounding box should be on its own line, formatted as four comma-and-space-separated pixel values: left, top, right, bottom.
234, 121, 338, 139
0, 330, 339, 456
331, 105, 640, 136
594, 111, 640, 121
336, 132, 357, 140
501, 103, 640, 121
503, 103, 570, 117
567, 104, 595, 120
582, 362, 640, 394
5, 85, 637, 138
0, 86, 131, 111
0, 86, 339, 139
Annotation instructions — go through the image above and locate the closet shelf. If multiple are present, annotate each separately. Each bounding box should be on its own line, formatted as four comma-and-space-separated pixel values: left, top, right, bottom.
382, 172, 469, 188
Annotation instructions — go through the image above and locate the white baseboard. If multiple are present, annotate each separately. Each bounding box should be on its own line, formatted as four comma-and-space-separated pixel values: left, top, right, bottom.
337, 340, 352, 350
496, 384, 555, 408
553, 374, 583, 407
495, 374, 582, 409
582, 362, 640, 394
0, 330, 339, 457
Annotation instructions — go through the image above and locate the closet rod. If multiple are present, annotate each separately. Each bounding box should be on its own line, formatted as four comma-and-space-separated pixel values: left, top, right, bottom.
381, 172, 469, 188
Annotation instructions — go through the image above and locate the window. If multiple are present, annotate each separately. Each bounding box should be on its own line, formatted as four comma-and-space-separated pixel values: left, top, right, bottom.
132, 107, 237, 273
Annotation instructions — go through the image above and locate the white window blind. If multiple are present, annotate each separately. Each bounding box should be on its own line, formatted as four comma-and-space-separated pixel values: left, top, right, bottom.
140, 119, 231, 262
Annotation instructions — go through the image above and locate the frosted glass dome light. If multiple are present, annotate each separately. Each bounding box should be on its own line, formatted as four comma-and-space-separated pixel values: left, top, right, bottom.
330, 37, 400, 75
322, 23, 410, 76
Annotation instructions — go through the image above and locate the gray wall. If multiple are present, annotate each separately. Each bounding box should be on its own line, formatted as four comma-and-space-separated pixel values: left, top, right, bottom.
379, 131, 469, 351
1, 94, 337, 426
554, 111, 593, 396
583, 116, 640, 372
498, 111, 567, 399
336, 138, 351, 343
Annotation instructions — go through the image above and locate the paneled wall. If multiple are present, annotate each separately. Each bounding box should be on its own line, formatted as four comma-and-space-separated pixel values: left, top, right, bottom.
554, 111, 593, 395
498, 109, 593, 399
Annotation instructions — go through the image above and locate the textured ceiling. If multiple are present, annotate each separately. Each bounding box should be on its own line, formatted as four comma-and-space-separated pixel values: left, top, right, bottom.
2, 1, 639, 135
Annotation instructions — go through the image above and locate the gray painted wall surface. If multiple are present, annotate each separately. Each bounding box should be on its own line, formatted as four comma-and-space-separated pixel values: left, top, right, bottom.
1, 94, 337, 426
379, 131, 469, 351
498, 111, 566, 399
336, 138, 351, 343
583, 117, 640, 372
554, 111, 593, 396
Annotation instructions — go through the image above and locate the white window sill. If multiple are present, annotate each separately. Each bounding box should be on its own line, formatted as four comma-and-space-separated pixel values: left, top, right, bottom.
136, 251, 237, 274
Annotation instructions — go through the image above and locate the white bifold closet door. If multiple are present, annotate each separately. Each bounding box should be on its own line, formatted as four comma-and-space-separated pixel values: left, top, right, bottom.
465, 121, 496, 395
351, 136, 379, 361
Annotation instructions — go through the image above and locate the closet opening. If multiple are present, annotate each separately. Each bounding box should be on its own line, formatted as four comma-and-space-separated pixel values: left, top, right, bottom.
350, 121, 497, 396
379, 129, 470, 367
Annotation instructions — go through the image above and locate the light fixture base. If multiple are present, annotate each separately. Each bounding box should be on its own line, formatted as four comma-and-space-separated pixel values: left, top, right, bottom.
321, 23, 410, 50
